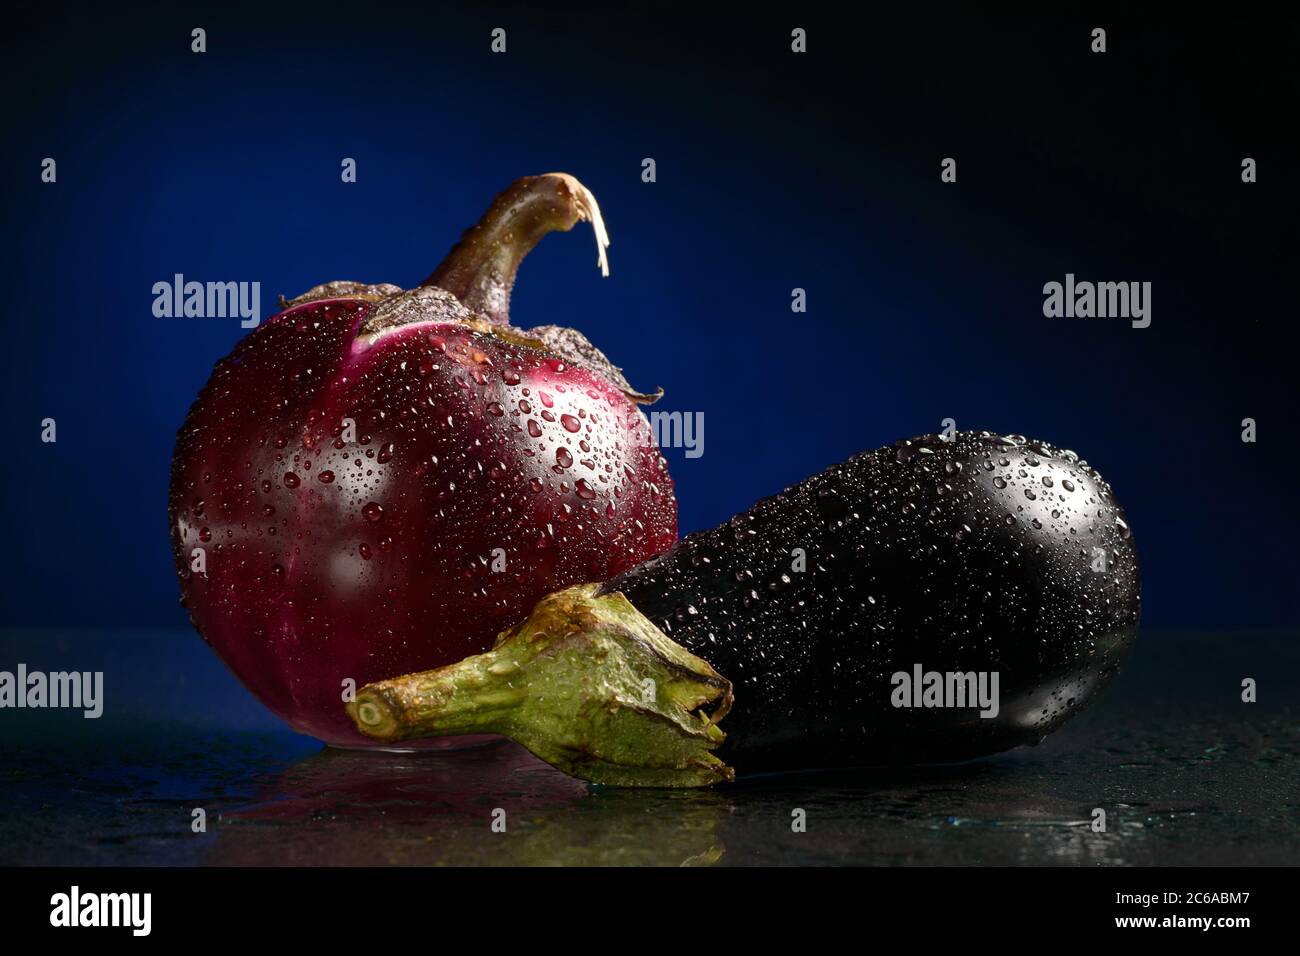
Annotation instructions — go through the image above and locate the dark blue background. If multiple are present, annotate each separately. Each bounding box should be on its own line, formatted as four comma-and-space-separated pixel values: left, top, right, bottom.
2, 5, 1295, 631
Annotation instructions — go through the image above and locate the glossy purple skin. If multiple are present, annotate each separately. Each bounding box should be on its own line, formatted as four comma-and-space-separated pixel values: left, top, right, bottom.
169, 297, 677, 745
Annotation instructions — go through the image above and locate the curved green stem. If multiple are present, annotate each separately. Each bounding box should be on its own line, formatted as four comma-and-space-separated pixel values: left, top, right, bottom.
347, 585, 734, 788
422, 173, 610, 326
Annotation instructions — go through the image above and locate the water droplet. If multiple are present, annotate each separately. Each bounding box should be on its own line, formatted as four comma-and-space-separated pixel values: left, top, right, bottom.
362, 502, 384, 522
555, 448, 574, 469
318, 470, 335, 484
560, 413, 581, 433
283, 473, 300, 488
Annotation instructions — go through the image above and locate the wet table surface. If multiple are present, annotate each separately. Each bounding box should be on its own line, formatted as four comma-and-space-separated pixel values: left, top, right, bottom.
1, 629, 1297, 866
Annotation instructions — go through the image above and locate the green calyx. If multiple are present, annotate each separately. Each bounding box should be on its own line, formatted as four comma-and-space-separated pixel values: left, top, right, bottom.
347, 585, 735, 788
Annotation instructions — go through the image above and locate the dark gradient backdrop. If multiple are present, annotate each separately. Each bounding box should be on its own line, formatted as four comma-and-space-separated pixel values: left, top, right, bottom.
2, 5, 1296, 632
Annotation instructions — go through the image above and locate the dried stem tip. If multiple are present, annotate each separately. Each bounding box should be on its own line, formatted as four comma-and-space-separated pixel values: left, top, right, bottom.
422, 173, 611, 326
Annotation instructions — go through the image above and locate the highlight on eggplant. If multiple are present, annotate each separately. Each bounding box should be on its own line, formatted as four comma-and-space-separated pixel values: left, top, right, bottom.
347, 431, 1140, 787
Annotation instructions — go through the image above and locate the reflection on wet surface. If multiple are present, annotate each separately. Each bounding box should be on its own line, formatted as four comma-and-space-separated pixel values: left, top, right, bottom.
2, 631, 1297, 865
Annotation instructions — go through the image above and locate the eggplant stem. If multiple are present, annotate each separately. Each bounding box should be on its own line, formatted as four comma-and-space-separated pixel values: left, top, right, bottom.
346, 585, 735, 788
422, 173, 610, 326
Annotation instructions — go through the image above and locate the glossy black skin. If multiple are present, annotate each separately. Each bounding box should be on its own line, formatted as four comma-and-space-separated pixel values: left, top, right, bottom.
602, 432, 1140, 773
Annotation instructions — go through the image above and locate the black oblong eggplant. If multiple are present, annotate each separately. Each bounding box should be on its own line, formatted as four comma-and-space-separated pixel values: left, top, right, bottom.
348, 431, 1140, 787
602, 431, 1140, 773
